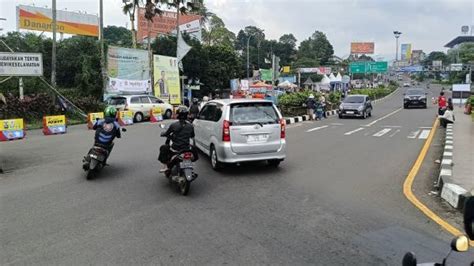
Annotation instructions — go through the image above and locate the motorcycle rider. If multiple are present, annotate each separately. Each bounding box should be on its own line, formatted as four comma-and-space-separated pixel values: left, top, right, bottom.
158, 107, 195, 172
84, 106, 121, 168
189, 98, 200, 121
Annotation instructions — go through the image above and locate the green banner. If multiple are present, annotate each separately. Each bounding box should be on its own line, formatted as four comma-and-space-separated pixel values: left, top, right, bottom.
349, 61, 388, 74
260, 69, 272, 81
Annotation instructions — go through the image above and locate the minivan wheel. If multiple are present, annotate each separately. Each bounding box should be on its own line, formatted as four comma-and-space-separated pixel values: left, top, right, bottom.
134, 112, 144, 123
165, 110, 172, 119
210, 146, 222, 171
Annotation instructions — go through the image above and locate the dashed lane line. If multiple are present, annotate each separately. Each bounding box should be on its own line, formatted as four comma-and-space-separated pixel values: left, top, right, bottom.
373, 128, 392, 137
344, 127, 364, 135
389, 129, 401, 137
306, 125, 329, 132
363, 107, 403, 127
418, 129, 431, 139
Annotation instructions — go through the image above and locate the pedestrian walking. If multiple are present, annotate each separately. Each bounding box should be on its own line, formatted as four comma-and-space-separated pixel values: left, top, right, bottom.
436, 91, 447, 115
305, 94, 317, 120
319, 94, 327, 119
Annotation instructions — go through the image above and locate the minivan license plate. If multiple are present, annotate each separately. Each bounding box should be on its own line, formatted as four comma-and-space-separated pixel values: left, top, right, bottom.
247, 134, 268, 143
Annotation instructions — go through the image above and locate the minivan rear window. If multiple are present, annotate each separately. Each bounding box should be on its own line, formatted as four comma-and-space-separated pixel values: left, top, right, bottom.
109, 97, 126, 105
230, 102, 279, 125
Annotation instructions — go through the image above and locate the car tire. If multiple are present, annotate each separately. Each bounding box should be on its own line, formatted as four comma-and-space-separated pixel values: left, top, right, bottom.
165, 109, 172, 119
134, 112, 144, 123
268, 160, 281, 168
338, 113, 343, 119
210, 145, 222, 171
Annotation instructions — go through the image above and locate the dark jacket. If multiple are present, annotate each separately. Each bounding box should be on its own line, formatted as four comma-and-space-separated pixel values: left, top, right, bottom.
189, 104, 200, 117
305, 98, 317, 109
162, 120, 195, 151
93, 117, 121, 146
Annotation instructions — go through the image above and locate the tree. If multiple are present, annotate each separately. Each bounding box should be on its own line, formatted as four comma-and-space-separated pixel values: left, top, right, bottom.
423, 51, 448, 66
458, 43, 474, 64
202, 14, 236, 47
279, 34, 297, 47
201, 45, 241, 95
103, 26, 132, 47
122, 0, 140, 48
296, 31, 334, 67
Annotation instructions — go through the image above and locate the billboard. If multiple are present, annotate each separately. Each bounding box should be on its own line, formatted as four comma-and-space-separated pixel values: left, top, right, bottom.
298, 67, 332, 74
401, 44, 412, 61
0, 52, 43, 76
350, 42, 375, 54
137, 8, 201, 42
106, 47, 150, 94
153, 55, 180, 105
17, 5, 99, 37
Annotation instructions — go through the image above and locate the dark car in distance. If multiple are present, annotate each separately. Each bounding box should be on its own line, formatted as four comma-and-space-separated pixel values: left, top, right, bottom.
403, 88, 427, 109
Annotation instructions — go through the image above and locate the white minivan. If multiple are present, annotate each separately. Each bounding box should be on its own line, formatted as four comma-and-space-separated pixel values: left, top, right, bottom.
108, 95, 173, 122
193, 99, 286, 170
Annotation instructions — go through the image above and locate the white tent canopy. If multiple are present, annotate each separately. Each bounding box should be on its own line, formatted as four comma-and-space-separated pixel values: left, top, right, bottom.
278, 80, 297, 88
320, 74, 331, 85
335, 72, 342, 82
329, 73, 336, 81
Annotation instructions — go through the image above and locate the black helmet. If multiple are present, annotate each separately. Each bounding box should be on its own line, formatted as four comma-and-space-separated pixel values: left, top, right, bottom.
177, 106, 189, 120
193, 98, 199, 103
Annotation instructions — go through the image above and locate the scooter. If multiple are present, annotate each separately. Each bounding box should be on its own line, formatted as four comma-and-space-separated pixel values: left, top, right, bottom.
402, 196, 474, 266
83, 127, 126, 180
159, 124, 198, 196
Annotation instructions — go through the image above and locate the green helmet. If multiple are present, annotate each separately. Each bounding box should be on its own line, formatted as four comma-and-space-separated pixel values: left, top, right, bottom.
104, 106, 117, 118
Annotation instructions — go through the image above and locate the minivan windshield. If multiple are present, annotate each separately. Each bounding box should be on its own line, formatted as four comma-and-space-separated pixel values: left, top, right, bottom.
230, 102, 279, 125
343, 96, 365, 103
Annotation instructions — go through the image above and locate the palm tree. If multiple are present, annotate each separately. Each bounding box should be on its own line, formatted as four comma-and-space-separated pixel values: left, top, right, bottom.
122, 0, 140, 48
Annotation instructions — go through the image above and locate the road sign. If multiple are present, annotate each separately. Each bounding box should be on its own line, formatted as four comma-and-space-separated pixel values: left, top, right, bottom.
349, 61, 388, 74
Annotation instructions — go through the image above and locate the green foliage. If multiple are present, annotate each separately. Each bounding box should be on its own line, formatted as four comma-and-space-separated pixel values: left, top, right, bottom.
200, 45, 241, 95
422, 51, 448, 66
103, 26, 132, 47
296, 31, 334, 67
278, 90, 319, 107
202, 14, 236, 48
349, 85, 396, 100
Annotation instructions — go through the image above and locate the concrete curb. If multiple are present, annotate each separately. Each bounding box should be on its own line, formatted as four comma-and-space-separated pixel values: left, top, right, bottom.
438, 123, 470, 210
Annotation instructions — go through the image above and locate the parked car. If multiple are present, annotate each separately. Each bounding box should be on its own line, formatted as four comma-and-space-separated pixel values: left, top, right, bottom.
403, 88, 427, 109
193, 99, 286, 170
338, 94, 372, 119
108, 95, 173, 122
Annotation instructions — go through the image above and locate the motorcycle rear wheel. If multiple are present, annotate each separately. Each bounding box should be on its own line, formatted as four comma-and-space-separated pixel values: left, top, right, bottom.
86, 169, 95, 180
178, 179, 190, 196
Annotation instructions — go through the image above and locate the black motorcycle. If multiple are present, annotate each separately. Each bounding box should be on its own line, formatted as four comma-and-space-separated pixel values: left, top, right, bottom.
83, 127, 126, 180
402, 196, 474, 266
159, 125, 198, 195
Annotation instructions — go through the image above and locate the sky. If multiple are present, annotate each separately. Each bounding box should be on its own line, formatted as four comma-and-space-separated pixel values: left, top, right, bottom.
1, 0, 474, 61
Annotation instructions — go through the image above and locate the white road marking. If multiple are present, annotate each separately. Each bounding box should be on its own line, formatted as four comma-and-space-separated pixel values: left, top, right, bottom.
381, 125, 402, 128
306, 125, 329, 132
330, 123, 344, 126
373, 128, 392, 137
389, 129, 401, 137
418, 129, 431, 139
407, 130, 420, 139
344, 127, 364, 135
418, 127, 432, 129
287, 123, 303, 129
363, 107, 402, 127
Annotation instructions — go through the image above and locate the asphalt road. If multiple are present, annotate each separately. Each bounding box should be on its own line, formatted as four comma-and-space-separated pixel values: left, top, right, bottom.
1, 84, 473, 265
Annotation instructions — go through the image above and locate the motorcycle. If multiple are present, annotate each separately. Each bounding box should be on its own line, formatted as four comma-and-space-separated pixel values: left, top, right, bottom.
402, 196, 474, 266
159, 124, 198, 196
83, 127, 126, 180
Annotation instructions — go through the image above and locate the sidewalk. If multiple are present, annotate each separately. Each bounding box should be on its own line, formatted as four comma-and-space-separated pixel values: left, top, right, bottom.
439, 106, 474, 209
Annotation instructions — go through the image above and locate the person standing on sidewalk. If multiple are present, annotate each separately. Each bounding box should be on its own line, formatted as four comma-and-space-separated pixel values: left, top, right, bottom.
438, 106, 455, 128
305, 94, 317, 120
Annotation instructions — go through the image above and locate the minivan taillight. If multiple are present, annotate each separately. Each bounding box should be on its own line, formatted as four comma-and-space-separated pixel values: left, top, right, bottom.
280, 118, 286, 139
223, 120, 231, 142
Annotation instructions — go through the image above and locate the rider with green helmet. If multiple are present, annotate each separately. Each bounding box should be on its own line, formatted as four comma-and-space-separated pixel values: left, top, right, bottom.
88, 106, 121, 162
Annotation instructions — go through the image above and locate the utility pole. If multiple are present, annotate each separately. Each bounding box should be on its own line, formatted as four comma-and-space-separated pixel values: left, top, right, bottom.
51, 0, 57, 87
393, 31, 402, 64
246, 34, 253, 80
99, 0, 106, 98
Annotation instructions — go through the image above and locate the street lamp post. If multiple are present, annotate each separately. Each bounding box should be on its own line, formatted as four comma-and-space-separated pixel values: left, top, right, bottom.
393, 31, 402, 63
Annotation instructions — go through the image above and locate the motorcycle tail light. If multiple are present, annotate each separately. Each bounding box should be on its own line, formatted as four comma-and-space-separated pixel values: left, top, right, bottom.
183, 152, 192, 160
